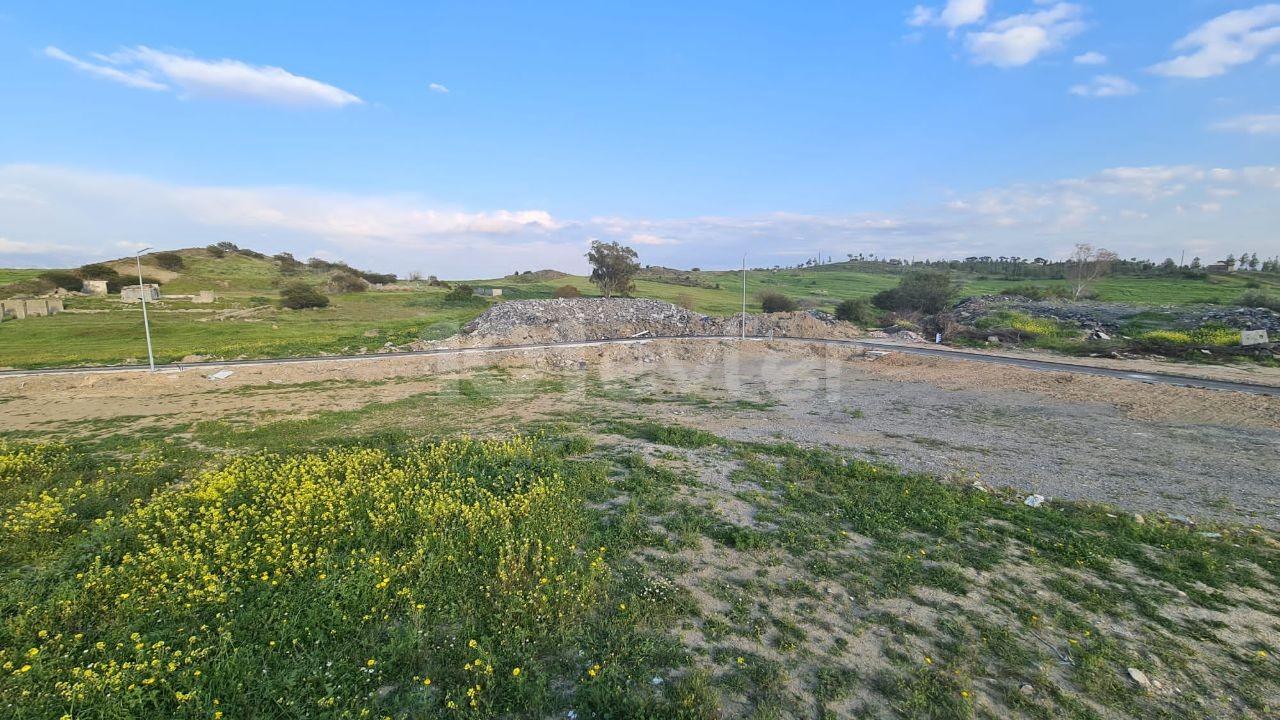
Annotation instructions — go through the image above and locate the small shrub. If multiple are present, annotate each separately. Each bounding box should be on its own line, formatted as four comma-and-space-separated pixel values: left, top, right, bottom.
759, 292, 798, 314
279, 282, 330, 309
205, 245, 226, 258
553, 284, 582, 299
328, 270, 368, 294
445, 284, 475, 301
37, 270, 83, 292
1002, 285, 1066, 301
1237, 290, 1280, 312
78, 263, 120, 281
152, 252, 185, 271
872, 271, 954, 314
248, 296, 272, 306
834, 298, 877, 324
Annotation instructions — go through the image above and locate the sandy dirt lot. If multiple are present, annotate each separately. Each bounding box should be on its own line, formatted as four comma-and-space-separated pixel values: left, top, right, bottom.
3, 339, 1277, 527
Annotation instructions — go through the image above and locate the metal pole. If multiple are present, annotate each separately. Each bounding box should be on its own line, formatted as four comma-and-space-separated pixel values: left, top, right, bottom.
136, 248, 156, 371
741, 254, 747, 340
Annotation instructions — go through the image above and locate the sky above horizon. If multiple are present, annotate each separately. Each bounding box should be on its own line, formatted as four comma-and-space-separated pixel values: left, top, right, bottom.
1, 1, 1278, 277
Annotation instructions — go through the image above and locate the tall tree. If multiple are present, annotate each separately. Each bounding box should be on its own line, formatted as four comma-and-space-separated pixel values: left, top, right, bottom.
1066, 244, 1118, 301
586, 240, 640, 298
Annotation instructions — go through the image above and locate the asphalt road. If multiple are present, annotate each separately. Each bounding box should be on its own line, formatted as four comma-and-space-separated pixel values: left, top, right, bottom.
0, 336, 1275, 396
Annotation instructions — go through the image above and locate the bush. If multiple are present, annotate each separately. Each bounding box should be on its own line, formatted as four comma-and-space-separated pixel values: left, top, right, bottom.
553, 285, 582, 299
759, 292, 797, 314
834, 298, 877, 324
1002, 284, 1067, 301
872, 271, 954, 314
152, 252, 185, 271
328, 271, 368, 294
37, 270, 83, 292
206, 245, 226, 258
0, 279, 56, 299
1237, 290, 1280, 312
279, 282, 330, 309
78, 263, 120, 281
445, 284, 475, 301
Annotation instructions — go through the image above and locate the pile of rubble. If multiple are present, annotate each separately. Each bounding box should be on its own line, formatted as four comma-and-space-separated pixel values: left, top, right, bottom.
439, 298, 864, 347
953, 296, 1280, 335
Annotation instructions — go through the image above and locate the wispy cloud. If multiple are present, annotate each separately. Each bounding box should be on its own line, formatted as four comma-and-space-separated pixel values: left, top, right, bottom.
1069, 74, 1138, 98
428, 82, 450, 94
2, 163, 1277, 275
908, 0, 989, 30
44, 45, 362, 108
966, 2, 1086, 67
1149, 4, 1280, 78
1212, 113, 1280, 135
1072, 50, 1107, 65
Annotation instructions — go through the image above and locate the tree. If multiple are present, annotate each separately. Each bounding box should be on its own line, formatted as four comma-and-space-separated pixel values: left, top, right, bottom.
38, 270, 83, 291
1066, 244, 1117, 301
1190, 257, 1202, 269
1224, 254, 1236, 270
553, 284, 582, 298
279, 282, 330, 309
834, 298, 876, 325
872, 271, 955, 314
1248, 253, 1260, 271
152, 252, 185, 271
78, 263, 121, 281
586, 241, 639, 298
759, 292, 797, 313
206, 244, 226, 258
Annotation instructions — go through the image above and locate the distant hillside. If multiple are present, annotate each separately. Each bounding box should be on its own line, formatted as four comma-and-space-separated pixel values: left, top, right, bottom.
0, 245, 398, 298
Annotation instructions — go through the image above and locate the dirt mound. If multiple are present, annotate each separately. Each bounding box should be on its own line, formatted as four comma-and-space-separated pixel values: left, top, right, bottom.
443, 298, 862, 346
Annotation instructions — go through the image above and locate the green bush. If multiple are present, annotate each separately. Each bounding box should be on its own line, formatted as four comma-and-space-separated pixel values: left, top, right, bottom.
872, 271, 954, 314
445, 284, 475, 301
328, 270, 368, 293
553, 284, 582, 299
279, 282, 330, 310
37, 271, 83, 292
834, 298, 877, 324
759, 292, 798, 313
77, 263, 120, 281
205, 245, 226, 258
1237, 290, 1280, 312
151, 252, 185, 271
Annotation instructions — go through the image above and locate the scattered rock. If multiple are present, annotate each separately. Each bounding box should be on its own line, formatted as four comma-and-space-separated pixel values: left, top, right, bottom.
1127, 667, 1152, 690
1024, 494, 1046, 508
1132, 513, 1145, 524
363, 329, 381, 337
1168, 514, 1195, 526
1019, 683, 1035, 697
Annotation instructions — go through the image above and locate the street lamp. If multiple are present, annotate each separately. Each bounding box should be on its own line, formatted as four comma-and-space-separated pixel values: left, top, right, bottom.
741, 254, 747, 340
135, 247, 156, 371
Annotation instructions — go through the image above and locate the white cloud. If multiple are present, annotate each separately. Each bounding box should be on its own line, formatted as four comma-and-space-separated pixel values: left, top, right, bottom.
1149, 4, 1280, 78
43, 46, 168, 91
629, 233, 680, 246
428, 83, 449, 94
965, 2, 1086, 67
44, 45, 362, 107
2, 163, 1278, 274
1069, 74, 1139, 97
1073, 50, 1107, 65
1212, 113, 1280, 135
908, 0, 989, 29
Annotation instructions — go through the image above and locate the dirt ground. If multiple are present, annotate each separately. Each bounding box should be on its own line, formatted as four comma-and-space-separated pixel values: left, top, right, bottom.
3, 339, 1277, 527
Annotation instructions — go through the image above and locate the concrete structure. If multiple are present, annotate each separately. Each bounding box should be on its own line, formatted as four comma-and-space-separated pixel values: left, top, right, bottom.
474, 287, 503, 297
82, 280, 109, 296
1241, 330, 1270, 346
121, 284, 161, 303
1206, 263, 1234, 274
0, 298, 63, 320
194, 290, 216, 304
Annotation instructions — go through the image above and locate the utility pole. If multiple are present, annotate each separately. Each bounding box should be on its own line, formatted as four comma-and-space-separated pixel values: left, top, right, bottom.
741, 254, 747, 340
135, 247, 156, 371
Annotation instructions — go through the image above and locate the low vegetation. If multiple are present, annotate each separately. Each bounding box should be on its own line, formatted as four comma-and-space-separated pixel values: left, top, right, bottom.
279, 281, 331, 310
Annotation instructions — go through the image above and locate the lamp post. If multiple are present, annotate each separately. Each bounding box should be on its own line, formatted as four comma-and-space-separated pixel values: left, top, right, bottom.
135, 247, 156, 371
741, 254, 747, 340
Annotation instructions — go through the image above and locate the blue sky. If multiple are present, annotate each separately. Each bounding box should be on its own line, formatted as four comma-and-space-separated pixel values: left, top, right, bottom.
1, 1, 1277, 276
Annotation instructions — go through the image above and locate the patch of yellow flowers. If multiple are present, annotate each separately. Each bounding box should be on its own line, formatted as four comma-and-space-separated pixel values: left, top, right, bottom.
0, 437, 605, 717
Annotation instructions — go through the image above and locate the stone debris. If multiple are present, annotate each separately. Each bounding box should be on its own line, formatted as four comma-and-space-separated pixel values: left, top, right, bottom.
953, 295, 1280, 335
442, 298, 862, 347
1024, 494, 1046, 508
1127, 667, 1152, 690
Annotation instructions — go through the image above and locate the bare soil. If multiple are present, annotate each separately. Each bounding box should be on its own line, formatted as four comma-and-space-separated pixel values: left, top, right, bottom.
3, 339, 1277, 528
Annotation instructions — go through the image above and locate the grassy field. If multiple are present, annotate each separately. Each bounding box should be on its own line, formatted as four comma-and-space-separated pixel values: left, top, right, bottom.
1, 365, 1276, 718
2, 248, 1278, 368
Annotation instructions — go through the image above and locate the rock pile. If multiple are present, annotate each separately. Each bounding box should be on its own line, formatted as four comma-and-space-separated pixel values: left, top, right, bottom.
443, 298, 863, 347
953, 296, 1280, 334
